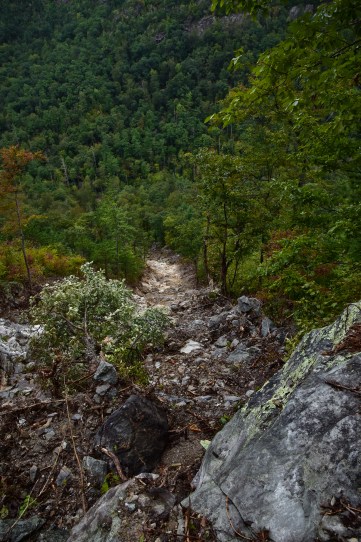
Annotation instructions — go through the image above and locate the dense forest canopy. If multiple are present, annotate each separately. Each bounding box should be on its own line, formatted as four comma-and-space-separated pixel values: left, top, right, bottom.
0, 0, 360, 332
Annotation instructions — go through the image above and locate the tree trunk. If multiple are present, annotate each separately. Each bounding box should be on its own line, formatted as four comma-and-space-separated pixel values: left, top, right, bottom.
203, 215, 210, 284
116, 234, 120, 277
15, 193, 32, 291
221, 242, 228, 295
60, 156, 69, 186
221, 203, 229, 295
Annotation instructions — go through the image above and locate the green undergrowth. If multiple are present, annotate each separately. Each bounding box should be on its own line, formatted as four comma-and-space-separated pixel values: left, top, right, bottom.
29, 263, 169, 394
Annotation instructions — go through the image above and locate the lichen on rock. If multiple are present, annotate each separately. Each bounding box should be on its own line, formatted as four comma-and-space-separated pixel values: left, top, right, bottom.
184, 301, 361, 542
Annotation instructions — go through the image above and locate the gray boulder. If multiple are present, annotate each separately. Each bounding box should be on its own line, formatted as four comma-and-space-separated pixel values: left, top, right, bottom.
83, 456, 108, 489
208, 311, 229, 330
226, 343, 260, 365
95, 395, 168, 476
0, 319, 41, 380
0, 517, 45, 541
67, 478, 176, 542
261, 316, 274, 337
184, 302, 361, 542
237, 296, 261, 315
93, 360, 118, 385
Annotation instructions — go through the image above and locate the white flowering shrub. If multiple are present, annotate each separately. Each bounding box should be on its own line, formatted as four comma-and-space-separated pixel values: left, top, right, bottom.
29, 263, 169, 390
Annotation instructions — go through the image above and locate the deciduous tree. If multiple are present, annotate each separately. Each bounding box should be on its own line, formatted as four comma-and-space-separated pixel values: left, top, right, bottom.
0, 145, 43, 289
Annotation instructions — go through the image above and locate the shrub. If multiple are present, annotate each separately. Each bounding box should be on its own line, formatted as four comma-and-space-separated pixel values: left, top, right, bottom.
29, 263, 169, 392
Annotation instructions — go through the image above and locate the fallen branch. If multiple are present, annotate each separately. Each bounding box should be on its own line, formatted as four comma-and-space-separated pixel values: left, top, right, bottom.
184, 502, 191, 542
37, 450, 61, 499
0, 399, 67, 417
4, 486, 37, 539
64, 377, 87, 513
341, 500, 361, 515
69, 369, 97, 386
225, 495, 253, 541
100, 447, 127, 482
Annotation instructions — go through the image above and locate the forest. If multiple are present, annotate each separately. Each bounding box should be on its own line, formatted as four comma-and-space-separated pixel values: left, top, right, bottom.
0, 0, 360, 333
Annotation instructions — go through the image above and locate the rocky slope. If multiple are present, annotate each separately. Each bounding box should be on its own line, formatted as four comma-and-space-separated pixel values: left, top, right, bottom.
3, 250, 359, 542
185, 302, 361, 541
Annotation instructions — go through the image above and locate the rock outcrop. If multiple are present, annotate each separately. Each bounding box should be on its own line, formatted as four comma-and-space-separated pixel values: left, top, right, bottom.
0, 318, 41, 396
184, 302, 361, 542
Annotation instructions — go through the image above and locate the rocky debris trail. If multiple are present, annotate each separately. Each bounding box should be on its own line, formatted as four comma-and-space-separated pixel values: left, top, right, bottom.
0, 248, 287, 541
138, 251, 287, 472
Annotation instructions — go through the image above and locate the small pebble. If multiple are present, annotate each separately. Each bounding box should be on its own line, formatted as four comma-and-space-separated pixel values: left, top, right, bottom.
135, 473, 159, 481
44, 429, 56, 440
124, 502, 137, 513
22, 387, 33, 396
55, 466, 72, 487
96, 384, 111, 396
29, 465, 38, 482
223, 395, 241, 402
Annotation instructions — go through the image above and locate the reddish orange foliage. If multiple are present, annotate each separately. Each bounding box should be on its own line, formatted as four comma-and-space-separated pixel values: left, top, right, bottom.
0, 145, 43, 194
313, 262, 337, 277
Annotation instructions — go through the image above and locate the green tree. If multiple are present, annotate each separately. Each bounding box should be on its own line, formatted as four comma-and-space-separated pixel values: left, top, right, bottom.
96, 196, 140, 280
207, 0, 361, 326
195, 150, 275, 293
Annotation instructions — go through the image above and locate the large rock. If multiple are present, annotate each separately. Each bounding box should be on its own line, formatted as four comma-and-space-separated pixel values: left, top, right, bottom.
83, 456, 108, 488
184, 302, 361, 542
226, 343, 260, 365
95, 395, 168, 476
237, 295, 261, 315
0, 319, 41, 380
67, 478, 176, 542
180, 340, 203, 354
0, 517, 45, 541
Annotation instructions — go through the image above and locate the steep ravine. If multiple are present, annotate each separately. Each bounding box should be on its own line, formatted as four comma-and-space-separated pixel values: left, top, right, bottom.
0, 249, 287, 541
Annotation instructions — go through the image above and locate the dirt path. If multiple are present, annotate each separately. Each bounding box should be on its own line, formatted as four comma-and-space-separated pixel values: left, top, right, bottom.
134, 249, 285, 501
138, 250, 196, 307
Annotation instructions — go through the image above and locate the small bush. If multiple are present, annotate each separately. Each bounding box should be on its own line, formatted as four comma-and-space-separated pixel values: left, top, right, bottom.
29, 263, 169, 392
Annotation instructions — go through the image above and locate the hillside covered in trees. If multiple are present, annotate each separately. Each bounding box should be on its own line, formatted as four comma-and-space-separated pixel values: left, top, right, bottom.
0, 0, 360, 332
